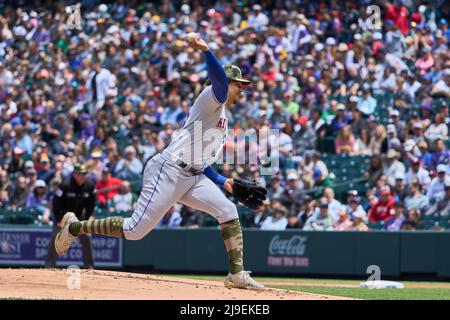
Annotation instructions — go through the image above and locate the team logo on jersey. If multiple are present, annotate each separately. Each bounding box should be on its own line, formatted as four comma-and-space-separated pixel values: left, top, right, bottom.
216, 118, 227, 129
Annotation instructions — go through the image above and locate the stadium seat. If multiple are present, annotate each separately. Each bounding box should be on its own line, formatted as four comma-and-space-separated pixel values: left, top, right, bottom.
367, 222, 384, 230
2, 208, 37, 225
236, 204, 255, 227
445, 140, 450, 150
420, 220, 438, 230
202, 214, 218, 227
317, 137, 336, 154
130, 179, 143, 194
421, 213, 440, 221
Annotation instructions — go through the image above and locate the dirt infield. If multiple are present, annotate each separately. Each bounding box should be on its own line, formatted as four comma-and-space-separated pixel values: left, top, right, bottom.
0, 268, 351, 300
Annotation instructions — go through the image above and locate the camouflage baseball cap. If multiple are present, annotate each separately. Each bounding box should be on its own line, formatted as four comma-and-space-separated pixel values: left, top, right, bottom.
223, 64, 251, 85
73, 163, 88, 174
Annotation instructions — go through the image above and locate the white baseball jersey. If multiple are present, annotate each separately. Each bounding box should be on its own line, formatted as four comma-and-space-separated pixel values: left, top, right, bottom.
164, 85, 228, 170
122, 84, 239, 241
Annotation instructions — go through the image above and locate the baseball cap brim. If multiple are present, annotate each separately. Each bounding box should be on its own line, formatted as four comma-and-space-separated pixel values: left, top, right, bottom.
230, 77, 251, 85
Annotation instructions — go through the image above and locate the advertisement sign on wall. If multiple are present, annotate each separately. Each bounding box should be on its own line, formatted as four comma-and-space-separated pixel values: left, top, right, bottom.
267, 235, 309, 268
0, 227, 122, 267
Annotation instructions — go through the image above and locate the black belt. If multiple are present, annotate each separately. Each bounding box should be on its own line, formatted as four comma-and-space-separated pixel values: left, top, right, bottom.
175, 159, 203, 175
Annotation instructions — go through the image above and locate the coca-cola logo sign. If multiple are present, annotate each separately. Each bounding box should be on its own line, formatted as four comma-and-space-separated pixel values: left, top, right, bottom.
269, 235, 307, 256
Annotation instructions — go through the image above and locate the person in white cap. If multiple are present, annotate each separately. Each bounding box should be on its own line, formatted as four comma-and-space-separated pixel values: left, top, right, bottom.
410, 121, 426, 144
427, 164, 449, 202
403, 139, 421, 159
405, 158, 431, 187
280, 171, 304, 211
393, 171, 408, 202
247, 4, 268, 32
372, 31, 383, 41
389, 109, 406, 141
346, 194, 366, 221
383, 149, 406, 186
326, 37, 336, 46
25, 180, 51, 221
303, 198, 334, 231
181, 3, 190, 14
113, 145, 143, 178
89, 149, 105, 178
260, 206, 288, 231
425, 179, 450, 217
330, 103, 351, 133
386, 124, 401, 150
324, 37, 337, 60
352, 209, 369, 231
314, 42, 324, 53
290, 14, 311, 54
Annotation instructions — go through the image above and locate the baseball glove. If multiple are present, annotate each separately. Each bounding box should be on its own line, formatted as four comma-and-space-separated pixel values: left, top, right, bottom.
232, 178, 268, 210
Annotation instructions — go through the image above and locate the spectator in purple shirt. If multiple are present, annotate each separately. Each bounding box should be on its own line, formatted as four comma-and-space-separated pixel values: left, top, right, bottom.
144, 100, 162, 129
330, 103, 352, 133
430, 138, 450, 172
301, 76, 322, 104
25, 179, 50, 217
78, 113, 95, 142
31, 25, 51, 43
384, 201, 406, 231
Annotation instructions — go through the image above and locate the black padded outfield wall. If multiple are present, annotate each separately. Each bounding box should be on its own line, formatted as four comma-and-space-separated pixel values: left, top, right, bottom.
122, 229, 450, 278
1, 225, 449, 278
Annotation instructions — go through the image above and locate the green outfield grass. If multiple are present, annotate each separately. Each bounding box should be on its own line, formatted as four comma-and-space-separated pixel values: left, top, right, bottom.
168, 274, 450, 300
271, 285, 450, 300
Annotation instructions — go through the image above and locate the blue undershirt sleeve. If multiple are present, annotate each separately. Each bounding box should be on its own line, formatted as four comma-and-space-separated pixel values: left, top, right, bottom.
203, 49, 228, 104
203, 166, 227, 186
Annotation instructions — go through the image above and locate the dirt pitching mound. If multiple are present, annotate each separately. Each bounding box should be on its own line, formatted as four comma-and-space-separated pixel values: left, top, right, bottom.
0, 268, 352, 300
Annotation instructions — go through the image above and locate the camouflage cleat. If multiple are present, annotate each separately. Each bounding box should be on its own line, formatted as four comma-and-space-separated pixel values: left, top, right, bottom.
54, 212, 79, 256
224, 271, 265, 290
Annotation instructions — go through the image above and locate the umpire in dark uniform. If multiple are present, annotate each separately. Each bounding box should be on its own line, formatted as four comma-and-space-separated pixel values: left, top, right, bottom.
45, 163, 97, 268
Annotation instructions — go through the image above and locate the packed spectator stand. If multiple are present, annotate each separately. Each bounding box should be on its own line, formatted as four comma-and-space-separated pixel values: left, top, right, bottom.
0, 0, 450, 232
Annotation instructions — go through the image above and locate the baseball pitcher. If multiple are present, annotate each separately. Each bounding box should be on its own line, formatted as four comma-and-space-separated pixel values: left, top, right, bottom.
54, 33, 267, 289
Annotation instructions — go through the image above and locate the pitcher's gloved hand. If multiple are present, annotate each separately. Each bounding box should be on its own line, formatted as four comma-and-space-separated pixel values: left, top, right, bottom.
231, 178, 268, 210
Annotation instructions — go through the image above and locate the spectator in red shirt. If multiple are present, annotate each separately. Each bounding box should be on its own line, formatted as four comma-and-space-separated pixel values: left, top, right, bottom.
385, 2, 409, 35
96, 167, 123, 206
368, 186, 395, 222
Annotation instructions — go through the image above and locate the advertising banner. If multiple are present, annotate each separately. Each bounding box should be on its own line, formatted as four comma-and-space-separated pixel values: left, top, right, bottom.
0, 227, 122, 267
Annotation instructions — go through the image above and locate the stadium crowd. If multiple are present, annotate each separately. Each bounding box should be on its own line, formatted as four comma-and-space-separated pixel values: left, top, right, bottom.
0, 0, 450, 231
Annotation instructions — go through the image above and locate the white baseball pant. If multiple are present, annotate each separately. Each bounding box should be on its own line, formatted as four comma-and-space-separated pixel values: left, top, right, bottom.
122, 153, 239, 240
